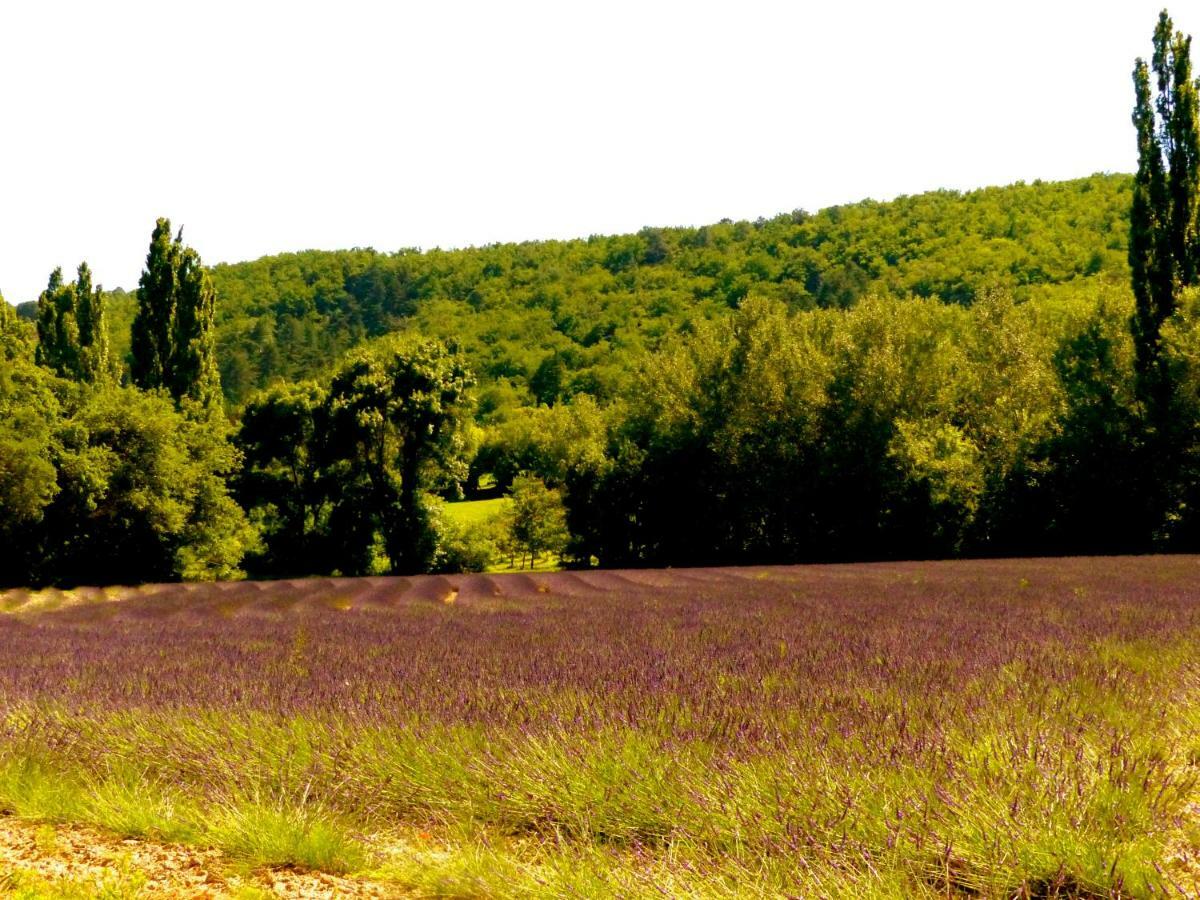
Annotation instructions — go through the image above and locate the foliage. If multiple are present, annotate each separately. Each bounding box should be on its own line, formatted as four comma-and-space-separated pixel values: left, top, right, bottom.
34, 264, 111, 383
987, 286, 1149, 552
235, 334, 475, 577
1130, 9, 1200, 414
472, 394, 610, 492
130, 219, 221, 409
1123, 12, 1200, 542
564, 293, 1094, 566
1, 166, 1196, 577
200, 174, 1133, 410
4, 381, 255, 587
192, 173, 1156, 572
1128, 10, 1195, 434
323, 333, 475, 574
427, 499, 498, 573
235, 381, 330, 577
0, 316, 61, 556
0, 318, 254, 587
499, 474, 570, 568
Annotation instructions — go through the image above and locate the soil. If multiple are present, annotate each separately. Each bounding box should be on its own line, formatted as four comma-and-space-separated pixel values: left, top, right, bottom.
0, 815, 399, 898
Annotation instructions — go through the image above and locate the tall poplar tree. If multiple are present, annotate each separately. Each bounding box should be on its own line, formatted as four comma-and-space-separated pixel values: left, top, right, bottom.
1130, 9, 1200, 412
130, 218, 177, 393
34, 263, 110, 383
34, 268, 76, 377
130, 218, 221, 407
173, 243, 222, 409
72, 262, 111, 382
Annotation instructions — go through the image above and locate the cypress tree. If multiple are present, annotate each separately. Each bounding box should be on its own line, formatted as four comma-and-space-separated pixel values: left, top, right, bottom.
1130, 9, 1200, 411
34, 263, 110, 383
130, 218, 221, 407
173, 244, 222, 408
131, 218, 179, 393
73, 263, 111, 382
34, 268, 77, 376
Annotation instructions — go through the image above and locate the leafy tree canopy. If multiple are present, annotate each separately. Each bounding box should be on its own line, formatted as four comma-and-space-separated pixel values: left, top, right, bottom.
180, 174, 1131, 412
130, 219, 222, 409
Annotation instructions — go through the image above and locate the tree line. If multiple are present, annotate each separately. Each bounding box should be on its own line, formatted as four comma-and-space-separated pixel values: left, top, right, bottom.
551, 10, 1199, 567
0, 220, 475, 586
1, 10, 1197, 586
18, 173, 1130, 415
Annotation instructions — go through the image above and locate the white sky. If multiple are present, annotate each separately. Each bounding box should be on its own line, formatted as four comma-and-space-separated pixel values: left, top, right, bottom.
0, 0, 1180, 302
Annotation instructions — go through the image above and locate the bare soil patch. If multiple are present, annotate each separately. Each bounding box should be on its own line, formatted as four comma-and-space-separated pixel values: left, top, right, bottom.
0, 816, 397, 898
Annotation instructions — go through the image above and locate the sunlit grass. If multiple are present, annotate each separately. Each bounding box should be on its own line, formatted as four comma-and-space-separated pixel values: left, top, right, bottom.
444, 496, 563, 571
442, 497, 506, 527
0, 867, 147, 900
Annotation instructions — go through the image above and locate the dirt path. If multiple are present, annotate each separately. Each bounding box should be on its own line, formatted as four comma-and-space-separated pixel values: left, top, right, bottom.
0, 815, 399, 898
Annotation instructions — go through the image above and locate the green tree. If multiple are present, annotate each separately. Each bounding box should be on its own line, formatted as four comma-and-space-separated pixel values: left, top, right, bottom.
426, 501, 498, 573
73, 262, 111, 382
34, 263, 110, 382
473, 395, 609, 492
0, 293, 34, 359
173, 242, 222, 409
3, 292, 255, 586
199, 174, 1131, 409
13, 381, 254, 587
130, 219, 177, 391
503, 474, 570, 568
0, 306, 61, 577
34, 268, 77, 377
325, 334, 474, 574
235, 381, 331, 577
1130, 9, 1200, 411
131, 219, 221, 407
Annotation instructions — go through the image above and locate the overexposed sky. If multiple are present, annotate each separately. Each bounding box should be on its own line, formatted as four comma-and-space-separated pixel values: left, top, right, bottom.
0, 0, 1180, 301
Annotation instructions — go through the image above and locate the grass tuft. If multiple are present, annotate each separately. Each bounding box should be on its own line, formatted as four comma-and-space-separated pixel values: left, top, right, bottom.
211, 802, 366, 873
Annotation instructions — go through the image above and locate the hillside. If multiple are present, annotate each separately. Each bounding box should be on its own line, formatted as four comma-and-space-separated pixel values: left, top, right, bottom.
5, 173, 1156, 583
209, 174, 1132, 410
25, 173, 1125, 411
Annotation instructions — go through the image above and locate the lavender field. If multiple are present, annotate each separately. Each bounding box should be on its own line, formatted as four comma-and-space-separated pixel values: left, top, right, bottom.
2, 557, 1200, 897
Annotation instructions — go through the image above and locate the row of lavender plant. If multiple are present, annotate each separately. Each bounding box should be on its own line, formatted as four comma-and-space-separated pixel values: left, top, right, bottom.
1, 556, 1198, 894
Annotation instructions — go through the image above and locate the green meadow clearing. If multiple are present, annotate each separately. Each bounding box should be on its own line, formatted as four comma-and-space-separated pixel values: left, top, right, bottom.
443, 498, 563, 572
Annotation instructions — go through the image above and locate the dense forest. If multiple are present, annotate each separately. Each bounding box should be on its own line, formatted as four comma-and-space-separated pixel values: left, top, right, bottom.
16, 173, 1132, 415
2, 10, 1199, 587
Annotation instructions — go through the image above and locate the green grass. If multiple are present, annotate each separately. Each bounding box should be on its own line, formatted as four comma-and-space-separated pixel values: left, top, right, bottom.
443, 497, 507, 528
0, 867, 147, 900
0, 754, 365, 875
210, 803, 366, 874
487, 553, 561, 573
443, 497, 563, 571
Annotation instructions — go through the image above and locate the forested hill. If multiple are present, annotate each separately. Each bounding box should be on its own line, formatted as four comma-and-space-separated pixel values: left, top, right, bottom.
17, 173, 1134, 412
